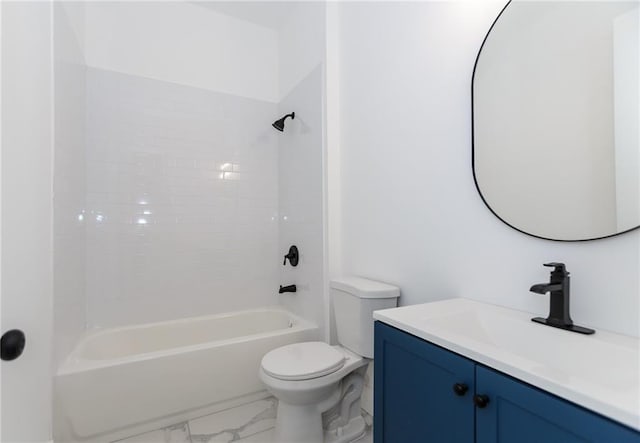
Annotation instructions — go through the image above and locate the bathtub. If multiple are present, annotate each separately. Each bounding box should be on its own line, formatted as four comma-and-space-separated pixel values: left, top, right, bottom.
55, 307, 317, 440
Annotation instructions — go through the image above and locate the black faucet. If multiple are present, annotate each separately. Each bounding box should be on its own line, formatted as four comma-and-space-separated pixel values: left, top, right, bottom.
279, 284, 297, 294
530, 263, 594, 335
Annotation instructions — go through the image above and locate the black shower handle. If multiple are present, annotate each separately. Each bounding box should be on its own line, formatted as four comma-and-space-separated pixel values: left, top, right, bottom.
283, 245, 299, 267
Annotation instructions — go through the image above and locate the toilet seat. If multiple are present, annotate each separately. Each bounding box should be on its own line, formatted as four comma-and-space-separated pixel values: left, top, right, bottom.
261, 342, 346, 381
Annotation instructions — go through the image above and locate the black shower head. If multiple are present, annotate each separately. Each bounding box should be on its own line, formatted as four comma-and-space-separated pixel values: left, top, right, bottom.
272, 112, 295, 132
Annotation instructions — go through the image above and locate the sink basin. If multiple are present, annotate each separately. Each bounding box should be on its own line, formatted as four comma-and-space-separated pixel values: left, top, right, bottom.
373, 298, 640, 431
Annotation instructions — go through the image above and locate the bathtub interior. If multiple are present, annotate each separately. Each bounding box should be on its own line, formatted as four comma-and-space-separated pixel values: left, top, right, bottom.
68, 308, 302, 362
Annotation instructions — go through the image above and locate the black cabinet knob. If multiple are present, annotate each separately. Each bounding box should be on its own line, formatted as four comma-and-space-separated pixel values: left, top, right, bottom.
473, 394, 490, 408
453, 383, 468, 396
1, 329, 26, 361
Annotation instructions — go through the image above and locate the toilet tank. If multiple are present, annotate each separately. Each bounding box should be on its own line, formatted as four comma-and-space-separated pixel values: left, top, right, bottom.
331, 277, 400, 358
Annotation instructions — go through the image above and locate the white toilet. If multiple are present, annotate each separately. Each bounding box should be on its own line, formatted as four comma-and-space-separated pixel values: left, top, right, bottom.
259, 277, 400, 443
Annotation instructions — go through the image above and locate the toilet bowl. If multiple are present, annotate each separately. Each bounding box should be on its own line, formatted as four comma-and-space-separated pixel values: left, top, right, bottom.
259, 277, 400, 443
259, 342, 367, 443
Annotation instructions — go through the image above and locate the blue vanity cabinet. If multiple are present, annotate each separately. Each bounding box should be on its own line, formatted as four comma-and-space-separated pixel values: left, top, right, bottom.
374, 322, 640, 443
475, 366, 640, 443
373, 322, 475, 443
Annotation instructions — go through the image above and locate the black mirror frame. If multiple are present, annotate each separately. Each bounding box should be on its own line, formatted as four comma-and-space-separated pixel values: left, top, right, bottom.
471, 0, 640, 242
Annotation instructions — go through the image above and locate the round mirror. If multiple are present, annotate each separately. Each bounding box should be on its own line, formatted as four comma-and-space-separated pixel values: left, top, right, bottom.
473, 0, 640, 241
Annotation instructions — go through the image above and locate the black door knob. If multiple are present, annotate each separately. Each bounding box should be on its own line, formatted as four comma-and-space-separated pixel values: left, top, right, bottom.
473, 394, 490, 408
453, 383, 468, 396
1, 329, 26, 361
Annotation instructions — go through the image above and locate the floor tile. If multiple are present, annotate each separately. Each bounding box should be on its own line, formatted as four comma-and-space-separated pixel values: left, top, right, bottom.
113, 421, 191, 443
112, 398, 371, 443
356, 426, 373, 443
189, 398, 277, 443
236, 428, 274, 442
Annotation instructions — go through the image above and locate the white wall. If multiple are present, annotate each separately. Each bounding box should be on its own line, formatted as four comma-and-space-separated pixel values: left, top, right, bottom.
85, 67, 279, 328
614, 6, 640, 232
53, 1, 87, 366
278, 66, 325, 338
278, 2, 326, 99
84, 2, 279, 102
336, 2, 639, 338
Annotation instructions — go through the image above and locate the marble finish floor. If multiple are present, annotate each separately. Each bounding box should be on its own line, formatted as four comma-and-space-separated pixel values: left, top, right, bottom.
113, 397, 372, 443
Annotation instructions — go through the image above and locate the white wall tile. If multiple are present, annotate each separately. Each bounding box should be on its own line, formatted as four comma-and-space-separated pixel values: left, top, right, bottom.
277, 66, 326, 336
85, 68, 280, 328
53, 1, 86, 366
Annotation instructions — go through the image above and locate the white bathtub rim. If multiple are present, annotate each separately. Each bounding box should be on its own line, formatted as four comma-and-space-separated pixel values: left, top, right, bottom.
57, 306, 316, 375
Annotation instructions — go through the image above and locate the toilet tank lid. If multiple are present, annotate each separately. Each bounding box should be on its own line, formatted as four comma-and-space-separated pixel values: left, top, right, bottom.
330, 277, 400, 299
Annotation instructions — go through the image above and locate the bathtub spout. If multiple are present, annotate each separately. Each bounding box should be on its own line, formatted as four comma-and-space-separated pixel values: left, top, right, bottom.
279, 285, 297, 294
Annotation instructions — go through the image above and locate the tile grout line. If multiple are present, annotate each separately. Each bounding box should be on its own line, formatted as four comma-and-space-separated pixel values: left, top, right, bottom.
185, 395, 274, 424
186, 420, 193, 443
233, 426, 275, 442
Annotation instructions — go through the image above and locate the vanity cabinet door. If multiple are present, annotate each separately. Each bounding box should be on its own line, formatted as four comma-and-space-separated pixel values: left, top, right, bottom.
475, 366, 640, 443
374, 322, 475, 443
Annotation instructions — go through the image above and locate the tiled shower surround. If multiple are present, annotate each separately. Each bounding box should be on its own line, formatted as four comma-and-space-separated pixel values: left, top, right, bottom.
85, 68, 280, 328
277, 66, 325, 334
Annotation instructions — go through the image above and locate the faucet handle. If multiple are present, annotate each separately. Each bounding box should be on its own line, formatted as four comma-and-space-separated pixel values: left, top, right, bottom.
543, 262, 568, 275
283, 245, 299, 267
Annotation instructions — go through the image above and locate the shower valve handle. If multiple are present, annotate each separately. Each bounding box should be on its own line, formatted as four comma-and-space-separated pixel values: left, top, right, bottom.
283, 245, 299, 267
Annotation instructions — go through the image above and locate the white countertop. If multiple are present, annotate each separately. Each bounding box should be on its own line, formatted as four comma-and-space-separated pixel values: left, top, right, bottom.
373, 298, 640, 431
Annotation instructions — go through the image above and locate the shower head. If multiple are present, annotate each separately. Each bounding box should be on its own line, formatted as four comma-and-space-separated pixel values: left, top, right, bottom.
272, 112, 295, 132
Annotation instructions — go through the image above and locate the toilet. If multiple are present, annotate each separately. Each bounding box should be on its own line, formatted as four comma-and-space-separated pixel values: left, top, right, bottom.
259, 277, 400, 443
